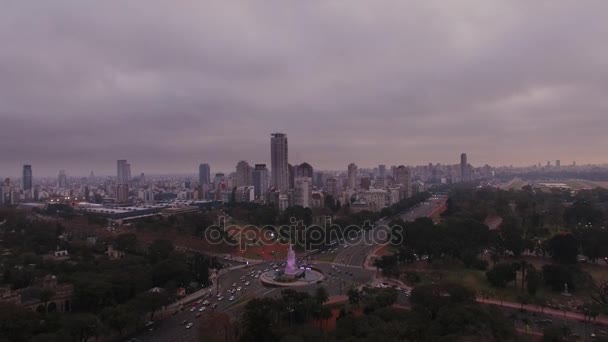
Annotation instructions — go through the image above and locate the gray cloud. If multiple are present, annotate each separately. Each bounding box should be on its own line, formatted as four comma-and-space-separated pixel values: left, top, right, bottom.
1, 0, 607, 176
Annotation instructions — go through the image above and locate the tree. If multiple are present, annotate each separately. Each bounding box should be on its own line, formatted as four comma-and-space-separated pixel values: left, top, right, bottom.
147, 239, 174, 264
114, 233, 137, 253
347, 288, 360, 305
542, 324, 572, 342
486, 263, 516, 288
501, 217, 526, 257
318, 306, 332, 331
62, 313, 101, 342
410, 283, 475, 320
131, 291, 170, 321
100, 304, 136, 336
526, 268, 541, 296
314, 287, 329, 305
542, 264, 576, 292
376, 288, 398, 308
590, 279, 608, 305
38, 288, 55, 314
240, 298, 279, 342
0, 303, 41, 342
543, 233, 578, 264
513, 260, 532, 292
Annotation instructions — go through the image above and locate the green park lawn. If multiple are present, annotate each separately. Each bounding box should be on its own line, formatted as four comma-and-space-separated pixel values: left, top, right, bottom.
399, 257, 606, 306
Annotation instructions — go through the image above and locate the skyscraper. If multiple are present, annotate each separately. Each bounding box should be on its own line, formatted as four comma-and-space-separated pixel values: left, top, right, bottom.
252, 164, 269, 200
347, 163, 358, 189
556, 160, 561, 168
395, 165, 411, 198
294, 177, 313, 208
460, 153, 468, 182
271, 133, 289, 192
58, 170, 67, 188
22, 165, 32, 191
117, 160, 130, 184
236, 161, 252, 187
198, 163, 211, 185
378, 164, 386, 177
325, 177, 338, 199
296, 162, 313, 178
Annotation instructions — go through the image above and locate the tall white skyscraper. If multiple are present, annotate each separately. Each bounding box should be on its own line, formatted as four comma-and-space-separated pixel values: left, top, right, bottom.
271, 133, 289, 193
294, 177, 313, 208
347, 163, 358, 189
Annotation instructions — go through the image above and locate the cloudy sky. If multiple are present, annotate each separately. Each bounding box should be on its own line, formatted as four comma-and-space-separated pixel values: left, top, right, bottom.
1, 1, 607, 176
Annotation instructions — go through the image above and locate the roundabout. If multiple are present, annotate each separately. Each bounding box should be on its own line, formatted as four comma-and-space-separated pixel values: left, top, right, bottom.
259, 244, 325, 287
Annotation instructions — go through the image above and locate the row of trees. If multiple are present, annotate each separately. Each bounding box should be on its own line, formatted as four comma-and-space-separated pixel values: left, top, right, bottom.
0, 208, 218, 341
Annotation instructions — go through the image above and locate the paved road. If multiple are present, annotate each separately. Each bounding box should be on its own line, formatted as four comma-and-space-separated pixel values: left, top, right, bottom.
131, 196, 447, 342
133, 260, 373, 342
333, 195, 447, 268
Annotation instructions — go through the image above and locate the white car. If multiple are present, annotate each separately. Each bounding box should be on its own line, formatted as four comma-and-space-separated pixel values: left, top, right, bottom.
237, 287, 242, 291
244, 281, 250, 286
198, 307, 206, 312
189, 307, 197, 312
218, 296, 224, 301
229, 296, 235, 301
186, 323, 194, 329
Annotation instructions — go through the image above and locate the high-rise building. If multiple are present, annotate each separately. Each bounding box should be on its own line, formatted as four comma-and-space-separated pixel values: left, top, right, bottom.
325, 177, 338, 199
117, 160, 130, 184
460, 153, 468, 182
236, 161, 252, 187
294, 177, 313, 208
116, 184, 129, 203
271, 133, 289, 192
22, 165, 32, 191
288, 164, 296, 190
394, 165, 411, 198
58, 170, 67, 188
347, 163, 358, 189
360, 177, 371, 190
198, 163, 211, 185
313, 172, 324, 189
296, 162, 313, 178
378, 164, 386, 179
252, 164, 269, 200
556, 160, 561, 168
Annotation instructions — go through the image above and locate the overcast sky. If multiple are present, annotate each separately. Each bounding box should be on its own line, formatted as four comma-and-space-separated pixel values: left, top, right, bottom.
1, 1, 607, 176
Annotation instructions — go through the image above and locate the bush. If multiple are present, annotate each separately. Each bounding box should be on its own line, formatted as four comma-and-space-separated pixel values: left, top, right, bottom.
486, 263, 516, 288
542, 264, 577, 292
471, 258, 489, 271
406, 272, 422, 284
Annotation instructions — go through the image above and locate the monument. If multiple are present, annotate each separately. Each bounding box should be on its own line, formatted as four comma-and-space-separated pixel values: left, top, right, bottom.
284, 243, 298, 277
259, 243, 325, 286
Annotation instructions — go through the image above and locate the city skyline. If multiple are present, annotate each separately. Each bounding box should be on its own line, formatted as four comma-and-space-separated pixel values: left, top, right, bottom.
2, 2, 608, 175
0, 152, 595, 179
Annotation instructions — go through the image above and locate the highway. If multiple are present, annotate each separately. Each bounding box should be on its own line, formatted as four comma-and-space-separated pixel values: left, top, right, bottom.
333, 195, 447, 267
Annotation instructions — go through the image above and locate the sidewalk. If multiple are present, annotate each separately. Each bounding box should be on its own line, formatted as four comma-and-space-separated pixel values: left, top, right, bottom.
480, 298, 608, 326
